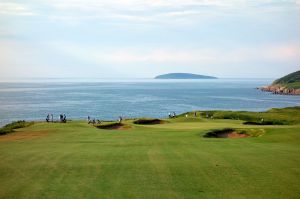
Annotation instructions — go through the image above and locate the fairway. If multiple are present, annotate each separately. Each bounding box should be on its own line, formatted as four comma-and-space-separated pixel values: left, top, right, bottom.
1, 109, 300, 199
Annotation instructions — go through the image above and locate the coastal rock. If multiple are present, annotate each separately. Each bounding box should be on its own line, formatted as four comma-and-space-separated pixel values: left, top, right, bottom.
260, 84, 300, 95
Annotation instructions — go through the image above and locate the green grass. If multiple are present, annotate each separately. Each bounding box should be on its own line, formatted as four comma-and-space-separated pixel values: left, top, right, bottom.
284, 81, 300, 89
1, 107, 300, 199
195, 106, 300, 124
273, 70, 300, 89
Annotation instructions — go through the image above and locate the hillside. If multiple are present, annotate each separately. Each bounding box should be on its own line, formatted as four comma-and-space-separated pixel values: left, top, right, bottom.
260, 70, 300, 95
273, 70, 300, 89
155, 73, 217, 79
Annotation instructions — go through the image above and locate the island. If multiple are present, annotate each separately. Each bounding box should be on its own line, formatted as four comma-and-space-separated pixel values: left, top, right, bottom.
260, 70, 300, 95
155, 73, 217, 79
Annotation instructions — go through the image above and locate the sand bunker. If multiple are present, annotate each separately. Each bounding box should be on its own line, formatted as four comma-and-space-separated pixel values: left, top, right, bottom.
204, 128, 249, 138
96, 123, 131, 130
133, 119, 164, 125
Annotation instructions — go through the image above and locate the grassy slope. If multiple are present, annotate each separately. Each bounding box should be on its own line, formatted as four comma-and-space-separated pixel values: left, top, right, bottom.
191, 106, 300, 124
273, 70, 300, 89
1, 108, 300, 199
284, 81, 300, 89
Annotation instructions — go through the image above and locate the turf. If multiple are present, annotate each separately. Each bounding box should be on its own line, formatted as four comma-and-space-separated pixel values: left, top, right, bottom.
1, 107, 300, 199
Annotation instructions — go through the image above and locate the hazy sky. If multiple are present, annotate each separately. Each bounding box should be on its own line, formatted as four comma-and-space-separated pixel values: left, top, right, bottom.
1, 0, 300, 79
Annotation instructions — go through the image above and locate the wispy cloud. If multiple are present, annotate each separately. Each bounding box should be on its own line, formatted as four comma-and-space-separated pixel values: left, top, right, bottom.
46, 42, 300, 65
43, 0, 300, 24
0, 0, 294, 27
44, 0, 300, 11
0, 2, 37, 16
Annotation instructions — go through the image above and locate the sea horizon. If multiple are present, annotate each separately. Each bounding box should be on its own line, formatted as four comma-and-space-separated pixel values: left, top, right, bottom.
1, 78, 299, 127
0, 77, 275, 83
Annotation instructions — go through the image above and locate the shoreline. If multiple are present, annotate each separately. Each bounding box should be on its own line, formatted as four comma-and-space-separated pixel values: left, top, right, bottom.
259, 84, 300, 95
2, 106, 300, 128
2, 105, 300, 128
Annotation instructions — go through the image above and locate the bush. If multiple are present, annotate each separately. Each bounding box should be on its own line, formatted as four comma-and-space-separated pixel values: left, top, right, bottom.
133, 119, 163, 125
243, 120, 288, 125
0, 120, 33, 135
199, 110, 294, 125
96, 122, 123, 129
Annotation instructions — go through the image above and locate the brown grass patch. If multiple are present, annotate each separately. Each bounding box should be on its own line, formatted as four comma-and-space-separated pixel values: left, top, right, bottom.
0, 130, 49, 141
227, 132, 249, 138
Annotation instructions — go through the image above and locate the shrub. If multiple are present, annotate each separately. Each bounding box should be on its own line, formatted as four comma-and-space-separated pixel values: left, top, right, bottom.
133, 119, 163, 125
96, 122, 123, 129
0, 120, 33, 135
243, 120, 289, 125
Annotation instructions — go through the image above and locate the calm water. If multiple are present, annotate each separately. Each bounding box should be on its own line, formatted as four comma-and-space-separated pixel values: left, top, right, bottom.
1, 79, 300, 126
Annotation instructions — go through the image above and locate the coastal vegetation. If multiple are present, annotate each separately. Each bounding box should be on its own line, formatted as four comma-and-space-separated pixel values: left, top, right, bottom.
133, 118, 165, 125
198, 106, 300, 125
96, 122, 131, 130
273, 70, 300, 88
0, 120, 33, 135
261, 70, 300, 95
0, 107, 300, 198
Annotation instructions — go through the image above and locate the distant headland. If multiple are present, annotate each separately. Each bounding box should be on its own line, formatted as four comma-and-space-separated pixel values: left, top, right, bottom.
155, 73, 217, 79
260, 70, 300, 95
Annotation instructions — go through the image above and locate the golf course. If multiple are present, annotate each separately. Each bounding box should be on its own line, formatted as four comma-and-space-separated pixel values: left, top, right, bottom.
1, 107, 300, 199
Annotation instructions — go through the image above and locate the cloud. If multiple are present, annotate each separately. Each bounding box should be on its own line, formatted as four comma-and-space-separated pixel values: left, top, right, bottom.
0, 2, 37, 16
1, 40, 299, 78
162, 10, 203, 17
46, 42, 300, 65
41, 0, 300, 25
1, 0, 299, 78
46, 0, 230, 11
33, 41, 299, 78
44, 0, 300, 11
0, 0, 288, 26
1, 0, 299, 22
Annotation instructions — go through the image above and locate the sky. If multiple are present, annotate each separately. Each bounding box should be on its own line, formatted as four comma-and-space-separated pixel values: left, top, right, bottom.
0, 0, 300, 79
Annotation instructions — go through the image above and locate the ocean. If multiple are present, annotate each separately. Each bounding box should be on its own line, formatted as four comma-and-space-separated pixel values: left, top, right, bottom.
1, 78, 300, 126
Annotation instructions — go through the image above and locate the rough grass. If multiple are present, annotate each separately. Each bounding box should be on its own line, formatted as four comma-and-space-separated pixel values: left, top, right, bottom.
95, 122, 131, 130
272, 70, 300, 89
284, 81, 300, 89
0, 107, 300, 199
243, 121, 286, 125
197, 106, 300, 125
133, 118, 164, 125
0, 120, 33, 135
